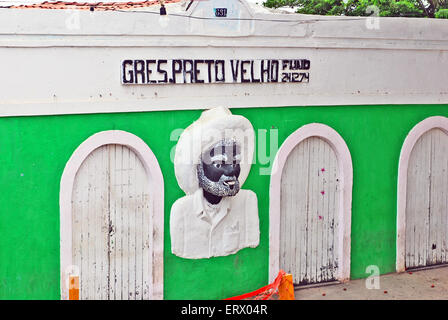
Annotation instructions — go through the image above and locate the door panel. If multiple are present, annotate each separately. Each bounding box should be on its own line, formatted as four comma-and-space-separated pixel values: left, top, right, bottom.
72, 144, 151, 300
280, 137, 340, 285
406, 128, 448, 269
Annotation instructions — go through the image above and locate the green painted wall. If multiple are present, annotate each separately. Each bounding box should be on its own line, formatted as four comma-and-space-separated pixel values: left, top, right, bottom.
0, 104, 447, 300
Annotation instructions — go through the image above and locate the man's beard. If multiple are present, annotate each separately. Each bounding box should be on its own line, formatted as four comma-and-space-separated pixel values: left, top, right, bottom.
197, 163, 240, 197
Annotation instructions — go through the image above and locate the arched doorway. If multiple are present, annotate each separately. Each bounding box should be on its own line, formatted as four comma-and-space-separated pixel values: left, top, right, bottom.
269, 123, 352, 286
397, 116, 448, 272
60, 131, 164, 300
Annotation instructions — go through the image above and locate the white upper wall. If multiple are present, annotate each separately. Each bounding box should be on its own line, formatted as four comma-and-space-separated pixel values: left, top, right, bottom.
0, 0, 447, 117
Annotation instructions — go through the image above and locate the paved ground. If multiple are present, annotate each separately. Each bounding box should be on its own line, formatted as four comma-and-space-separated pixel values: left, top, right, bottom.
294, 265, 448, 300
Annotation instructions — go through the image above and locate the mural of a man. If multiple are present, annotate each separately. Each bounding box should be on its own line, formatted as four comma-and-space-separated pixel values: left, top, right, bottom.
170, 106, 259, 259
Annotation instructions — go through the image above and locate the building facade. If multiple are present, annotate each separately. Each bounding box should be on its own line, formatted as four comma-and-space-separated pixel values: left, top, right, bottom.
0, 0, 447, 299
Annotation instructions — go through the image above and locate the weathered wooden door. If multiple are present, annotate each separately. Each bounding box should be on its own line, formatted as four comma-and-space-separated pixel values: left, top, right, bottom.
72, 144, 152, 300
405, 128, 448, 269
280, 136, 340, 285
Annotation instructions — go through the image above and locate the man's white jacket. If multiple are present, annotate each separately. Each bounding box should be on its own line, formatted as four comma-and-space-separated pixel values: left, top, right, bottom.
170, 188, 259, 259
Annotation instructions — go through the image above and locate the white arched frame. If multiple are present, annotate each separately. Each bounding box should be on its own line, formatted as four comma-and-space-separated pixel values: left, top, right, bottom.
59, 130, 164, 300
269, 123, 353, 283
396, 116, 448, 272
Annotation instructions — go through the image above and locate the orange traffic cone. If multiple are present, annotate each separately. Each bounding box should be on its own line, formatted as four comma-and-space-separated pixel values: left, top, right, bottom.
279, 273, 295, 300
69, 276, 79, 300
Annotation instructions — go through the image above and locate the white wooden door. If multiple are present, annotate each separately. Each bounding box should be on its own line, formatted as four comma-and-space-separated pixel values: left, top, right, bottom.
405, 128, 448, 269
280, 136, 340, 285
72, 144, 152, 300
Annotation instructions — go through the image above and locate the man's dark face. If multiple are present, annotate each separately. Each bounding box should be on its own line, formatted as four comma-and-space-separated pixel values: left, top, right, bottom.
198, 140, 241, 197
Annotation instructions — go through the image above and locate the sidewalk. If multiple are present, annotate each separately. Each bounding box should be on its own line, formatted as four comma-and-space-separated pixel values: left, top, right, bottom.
294, 265, 448, 300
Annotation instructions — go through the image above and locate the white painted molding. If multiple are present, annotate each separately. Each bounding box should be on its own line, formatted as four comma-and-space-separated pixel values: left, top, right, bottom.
1, 9, 447, 44
1, 4, 448, 117
269, 123, 353, 283
396, 116, 448, 273
59, 130, 164, 300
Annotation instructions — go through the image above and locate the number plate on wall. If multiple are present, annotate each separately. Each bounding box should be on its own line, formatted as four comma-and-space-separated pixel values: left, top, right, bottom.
214, 8, 228, 17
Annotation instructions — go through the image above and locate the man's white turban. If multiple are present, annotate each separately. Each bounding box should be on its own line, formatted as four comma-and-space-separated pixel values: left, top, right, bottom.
174, 106, 255, 195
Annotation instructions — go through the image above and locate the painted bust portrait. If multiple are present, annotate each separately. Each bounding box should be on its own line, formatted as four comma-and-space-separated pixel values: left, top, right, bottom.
170, 106, 259, 259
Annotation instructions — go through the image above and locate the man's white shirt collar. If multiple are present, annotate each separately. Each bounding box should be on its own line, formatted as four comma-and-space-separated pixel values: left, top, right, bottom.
191, 188, 231, 229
